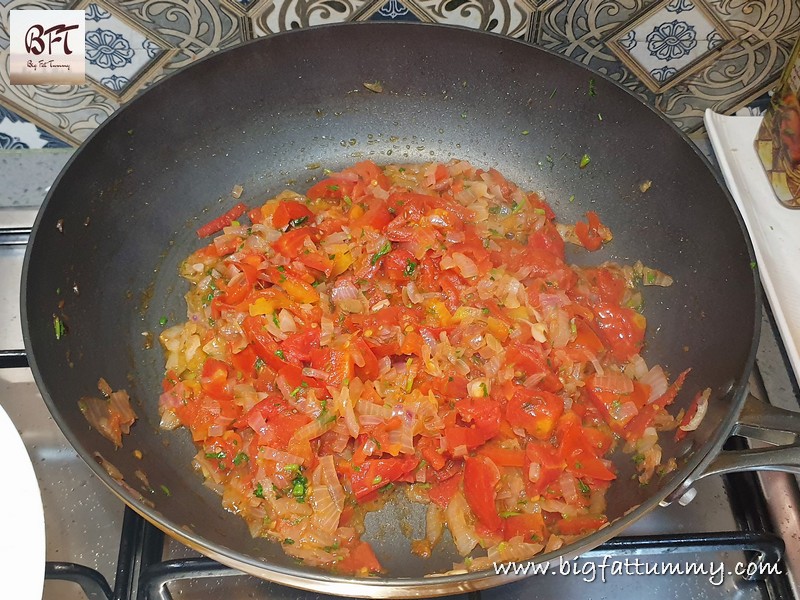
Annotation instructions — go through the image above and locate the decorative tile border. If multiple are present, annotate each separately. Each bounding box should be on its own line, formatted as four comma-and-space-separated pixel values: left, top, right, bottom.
73, 0, 177, 102
408, 0, 534, 38
0, 104, 69, 148
0, 0, 798, 144
606, 0, 735, 93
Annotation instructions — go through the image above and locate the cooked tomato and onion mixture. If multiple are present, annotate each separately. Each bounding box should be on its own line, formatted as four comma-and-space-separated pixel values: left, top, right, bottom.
157, 159, 700, 574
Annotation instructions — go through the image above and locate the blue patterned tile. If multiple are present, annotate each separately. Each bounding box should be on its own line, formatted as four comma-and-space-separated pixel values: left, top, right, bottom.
369, 0, 420, 21
0, 106, 70, 149
83, 2, 167, 96
607, 0, 734, 93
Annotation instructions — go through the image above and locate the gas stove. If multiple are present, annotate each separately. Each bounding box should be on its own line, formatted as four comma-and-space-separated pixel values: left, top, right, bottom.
1, 145, 799, 600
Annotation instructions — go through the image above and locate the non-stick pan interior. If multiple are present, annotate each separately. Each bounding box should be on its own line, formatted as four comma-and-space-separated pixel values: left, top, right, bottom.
22, 22, 757, 588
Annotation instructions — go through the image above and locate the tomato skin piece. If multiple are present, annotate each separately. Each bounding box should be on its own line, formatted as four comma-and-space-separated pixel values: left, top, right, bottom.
242, 316, 291, 371
196, 203, 248, 238
592, 303, 646, 361
463, 456, 503, 532
505, 389, 564, 440
272, 200, 314, 230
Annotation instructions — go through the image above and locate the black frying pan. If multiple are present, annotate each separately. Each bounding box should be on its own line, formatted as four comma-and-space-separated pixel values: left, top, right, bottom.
22, 22, 769, 597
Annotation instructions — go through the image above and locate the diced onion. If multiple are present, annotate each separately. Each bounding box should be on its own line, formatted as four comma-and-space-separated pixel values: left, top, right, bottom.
680, 388, 711, 432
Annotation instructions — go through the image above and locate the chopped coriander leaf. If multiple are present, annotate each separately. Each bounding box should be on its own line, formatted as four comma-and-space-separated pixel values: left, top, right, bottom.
287, 216, 308, 229
327, 184, 340, 191
233, 452, 249, 466
379, 482, 395, 494
254, 483, 265, 498
255, 357, 265, 370
272, 313, 280, 327
480, 382, 489, 397
404, 259, 417, 277
750, 261, 757, 270
569, 194, 575, 203
370, 241, 392, 265
53, 315, 66, 340
291, 471, 309, 502
521, 130, 529, 135
579, 154, 591, 169
588, 78, 596, 97
372, 475, 383, 485
481, 307, 490, 315
160, 485, 171, 497
159, 316, 168, 326
205, 451, 226, 459
498, 511, 521, 518
275, 349, 286, 360
578, 479, 591, 494
283, 538, 295, 545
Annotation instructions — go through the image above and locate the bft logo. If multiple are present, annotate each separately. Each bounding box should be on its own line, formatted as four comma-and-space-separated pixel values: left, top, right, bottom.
24, 23, 80, 56
9, 10, 86, 85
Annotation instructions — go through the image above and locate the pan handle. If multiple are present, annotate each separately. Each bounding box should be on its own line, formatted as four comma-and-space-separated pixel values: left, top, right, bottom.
662, 394, 800, 506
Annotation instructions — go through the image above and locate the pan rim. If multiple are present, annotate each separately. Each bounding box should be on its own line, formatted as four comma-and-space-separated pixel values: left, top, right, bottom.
20, 20, 762, 596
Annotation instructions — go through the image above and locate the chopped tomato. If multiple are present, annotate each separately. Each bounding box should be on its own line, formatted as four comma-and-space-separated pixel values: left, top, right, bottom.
200, 358, 233, 401
272, 227, 322, 259
478, 444, 526, 468
271, 200, 314, 230
593, 303, 646, 361
504, 512, 547, 543
428, 472, 462, 508
463, 456, 502, 532
505, 389, 564, 440
337, 541, 383, 575
574, 211, 606, 252
554, 514, 608, 536
196, 203, 247, 238
559, 414, 616, 481
506, 342, 563, 393
525, 442, 565, 496
340, 456, 420, 501
164, 159, 693, 571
